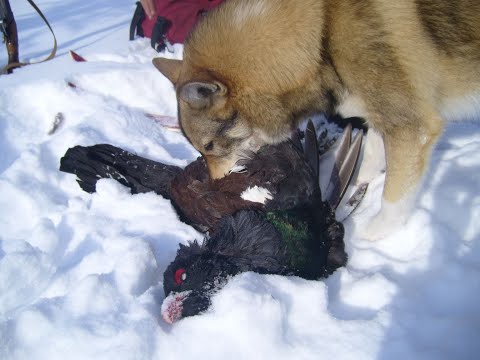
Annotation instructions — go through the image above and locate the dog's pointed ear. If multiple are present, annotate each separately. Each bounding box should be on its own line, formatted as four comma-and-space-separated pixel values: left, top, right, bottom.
179, 81, 228, 109
152, 58, 182, 85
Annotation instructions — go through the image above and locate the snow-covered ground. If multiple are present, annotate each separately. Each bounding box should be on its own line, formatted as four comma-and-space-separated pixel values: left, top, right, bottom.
1, 1, 479, 359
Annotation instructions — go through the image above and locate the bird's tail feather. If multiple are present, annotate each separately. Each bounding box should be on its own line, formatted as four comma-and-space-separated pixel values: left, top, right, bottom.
302, 120, 365, 212
304, 121, 319, 180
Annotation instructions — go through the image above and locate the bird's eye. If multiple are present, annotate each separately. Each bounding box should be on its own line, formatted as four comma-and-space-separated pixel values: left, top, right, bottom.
174, 268, 187, 285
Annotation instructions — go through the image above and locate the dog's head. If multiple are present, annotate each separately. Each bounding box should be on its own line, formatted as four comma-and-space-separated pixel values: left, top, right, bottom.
153, 58, 290, 179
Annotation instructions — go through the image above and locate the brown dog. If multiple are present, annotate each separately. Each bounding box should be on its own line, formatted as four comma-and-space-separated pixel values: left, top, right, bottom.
152, 0, 480, 239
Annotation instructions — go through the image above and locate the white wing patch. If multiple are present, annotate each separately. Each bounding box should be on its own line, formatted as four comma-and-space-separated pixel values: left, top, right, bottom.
240, 186, 273, 204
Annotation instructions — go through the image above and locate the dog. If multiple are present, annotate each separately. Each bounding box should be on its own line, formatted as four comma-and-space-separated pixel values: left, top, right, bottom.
152, 0, 480, 239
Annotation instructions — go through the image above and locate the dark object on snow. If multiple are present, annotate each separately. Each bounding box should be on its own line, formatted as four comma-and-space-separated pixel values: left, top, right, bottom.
59, 121, 363, 324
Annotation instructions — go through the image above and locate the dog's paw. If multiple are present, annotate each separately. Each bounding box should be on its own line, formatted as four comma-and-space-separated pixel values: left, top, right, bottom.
360, 197, 412, 241
360, 213, 404, 241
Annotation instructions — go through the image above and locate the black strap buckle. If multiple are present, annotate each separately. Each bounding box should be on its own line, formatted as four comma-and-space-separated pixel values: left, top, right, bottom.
129, 2, 145, 40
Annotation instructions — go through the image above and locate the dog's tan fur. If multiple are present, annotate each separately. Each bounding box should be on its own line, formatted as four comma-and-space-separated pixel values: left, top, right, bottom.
153, 0, 480, 238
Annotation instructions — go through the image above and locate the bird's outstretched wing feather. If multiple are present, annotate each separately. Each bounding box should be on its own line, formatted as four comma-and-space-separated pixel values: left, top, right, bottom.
59, 144, 182, 198
324, 124, 364, 209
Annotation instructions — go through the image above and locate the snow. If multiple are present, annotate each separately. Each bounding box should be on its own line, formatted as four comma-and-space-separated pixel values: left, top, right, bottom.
1, 1, 479, 359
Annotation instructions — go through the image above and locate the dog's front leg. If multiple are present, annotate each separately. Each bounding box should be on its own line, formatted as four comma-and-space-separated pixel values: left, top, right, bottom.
361, 111, 444, 240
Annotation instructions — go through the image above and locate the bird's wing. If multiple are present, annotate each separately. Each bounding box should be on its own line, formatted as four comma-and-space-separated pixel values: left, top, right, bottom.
323, 124, 364, 209
59, 144, 182, 198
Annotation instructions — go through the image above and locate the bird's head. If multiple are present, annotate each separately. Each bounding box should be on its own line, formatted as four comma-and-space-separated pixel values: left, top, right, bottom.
161, 210, 292, 324
161, 241, 237, 323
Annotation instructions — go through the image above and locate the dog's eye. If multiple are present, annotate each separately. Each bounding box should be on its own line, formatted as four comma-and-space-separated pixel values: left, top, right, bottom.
174, 268, 187, 285
204, 141, 214, 151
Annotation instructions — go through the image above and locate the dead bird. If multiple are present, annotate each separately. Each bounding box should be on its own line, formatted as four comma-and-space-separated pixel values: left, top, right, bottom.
160, 123, 363, 323
59, 121, 364, 323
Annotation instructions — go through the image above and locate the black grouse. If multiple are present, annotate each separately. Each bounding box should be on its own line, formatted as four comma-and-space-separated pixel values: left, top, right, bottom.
59, 120, 364, 324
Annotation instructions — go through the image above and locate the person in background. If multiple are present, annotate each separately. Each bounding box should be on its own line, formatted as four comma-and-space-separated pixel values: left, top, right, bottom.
140, 0, 156, 19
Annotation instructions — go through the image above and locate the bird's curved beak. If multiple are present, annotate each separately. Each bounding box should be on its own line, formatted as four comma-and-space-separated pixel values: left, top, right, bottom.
161, 291, 191, 324
161, 290, 211, 324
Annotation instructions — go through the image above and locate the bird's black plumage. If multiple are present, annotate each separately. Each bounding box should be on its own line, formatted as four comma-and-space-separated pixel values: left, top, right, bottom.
59, 143, 181, 198
161, 202, 347, 322
59, 121, 363, 324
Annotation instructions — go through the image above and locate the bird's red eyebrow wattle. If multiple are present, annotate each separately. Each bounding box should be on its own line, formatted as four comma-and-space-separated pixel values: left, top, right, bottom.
174, 268, 186, 284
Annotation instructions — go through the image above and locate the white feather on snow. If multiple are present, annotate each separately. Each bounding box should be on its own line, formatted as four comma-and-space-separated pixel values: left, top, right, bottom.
0, 1, 479, 359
